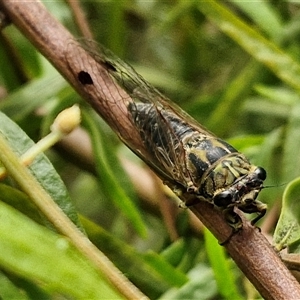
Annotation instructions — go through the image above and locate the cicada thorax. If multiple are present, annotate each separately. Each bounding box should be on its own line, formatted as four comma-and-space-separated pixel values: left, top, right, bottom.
183, 135, 251, 200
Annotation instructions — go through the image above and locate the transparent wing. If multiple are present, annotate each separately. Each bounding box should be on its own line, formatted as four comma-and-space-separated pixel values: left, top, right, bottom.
65, 39, 215, 188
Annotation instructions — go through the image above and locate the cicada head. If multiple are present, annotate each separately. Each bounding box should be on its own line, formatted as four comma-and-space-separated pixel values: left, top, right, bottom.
183, 135, 268, 230
212, 165, 267, 229
213, 166, 266, 206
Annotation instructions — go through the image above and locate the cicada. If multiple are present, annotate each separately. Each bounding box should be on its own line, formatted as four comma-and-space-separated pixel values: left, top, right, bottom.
66, 40, 267, 232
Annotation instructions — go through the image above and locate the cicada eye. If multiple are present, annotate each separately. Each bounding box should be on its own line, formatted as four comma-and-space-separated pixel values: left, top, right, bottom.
255, 167, 267, 181
214, 191, 233, 207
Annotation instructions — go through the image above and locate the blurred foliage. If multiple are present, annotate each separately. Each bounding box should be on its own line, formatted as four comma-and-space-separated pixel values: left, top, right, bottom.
1, 0, 300, 299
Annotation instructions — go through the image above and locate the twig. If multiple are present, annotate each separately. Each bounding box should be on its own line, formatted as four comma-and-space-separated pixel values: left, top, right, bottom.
65, 0, 94, 40
0, 1, 299, 299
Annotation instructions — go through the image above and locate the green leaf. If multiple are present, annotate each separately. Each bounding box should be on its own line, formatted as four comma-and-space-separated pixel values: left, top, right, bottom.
254, 85, 299, 106
143, 250, 188, 287
282, 104, 300, 183
159, 264, 217, 300
207, 60, 262, 135
0, 111, 83, 230
160, 238, 189, 267
105, 1, 126, 57
228, 134, 265, 154
231, 1, 282, 39
274, 177, 300, 250
0, 74, 67, 122
0, 183, 42, 224
0, 270, 30, 300
0, 35, 26, 90
250, 128, 284, 204
6, 275, 52, 300
82, 216, 186, 298
197, 1, 300, 91
82, 110, 147, 237
204, 229, 242, 300
0, 201, 122, 299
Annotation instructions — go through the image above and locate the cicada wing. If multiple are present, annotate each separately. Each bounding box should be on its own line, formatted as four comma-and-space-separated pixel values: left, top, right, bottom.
65, 40, 179, 183
65, 39, 213, 189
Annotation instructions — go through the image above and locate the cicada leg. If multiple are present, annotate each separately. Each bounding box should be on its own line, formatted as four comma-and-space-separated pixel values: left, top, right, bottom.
238, 199, 267, 226
223, 208, 243, 230
219, 208, 243, 245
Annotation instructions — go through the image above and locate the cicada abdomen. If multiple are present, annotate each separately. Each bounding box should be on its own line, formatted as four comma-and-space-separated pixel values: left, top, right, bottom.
66, 39, 267, 231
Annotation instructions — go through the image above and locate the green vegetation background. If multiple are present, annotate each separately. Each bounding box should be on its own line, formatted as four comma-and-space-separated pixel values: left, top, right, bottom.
0, 1, 300, 299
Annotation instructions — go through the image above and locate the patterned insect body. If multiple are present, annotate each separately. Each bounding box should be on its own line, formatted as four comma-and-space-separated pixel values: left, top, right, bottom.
129, 102, 266, 230
68, 40, 267, 231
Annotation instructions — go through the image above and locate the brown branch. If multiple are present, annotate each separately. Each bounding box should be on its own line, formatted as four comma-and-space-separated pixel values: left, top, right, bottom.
0, 1, 300, 299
